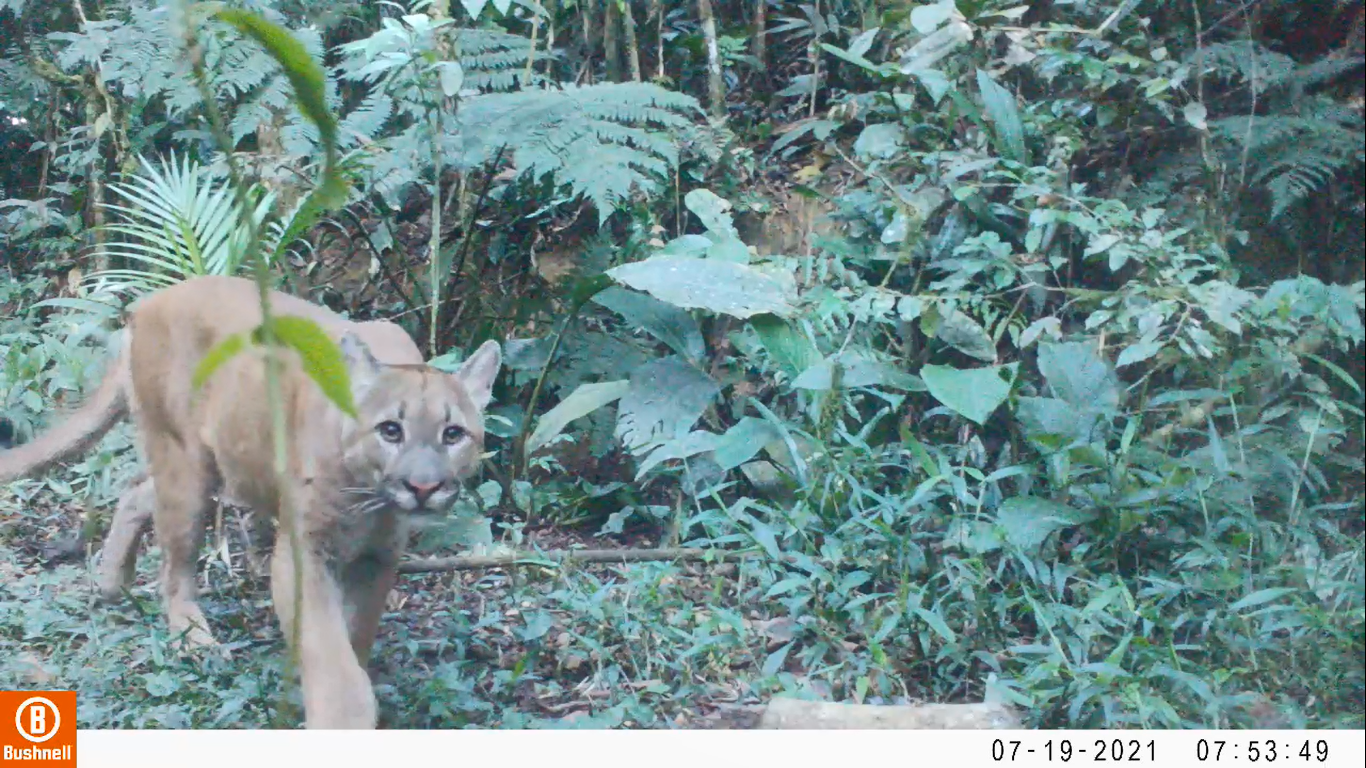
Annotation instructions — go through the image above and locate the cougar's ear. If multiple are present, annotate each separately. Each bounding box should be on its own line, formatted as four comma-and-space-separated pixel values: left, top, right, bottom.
339, 333, 383, 395
456, 339, 502, 410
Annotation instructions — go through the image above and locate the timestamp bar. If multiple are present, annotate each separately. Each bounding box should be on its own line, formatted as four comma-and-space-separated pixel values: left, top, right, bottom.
984, 730, 1365, 767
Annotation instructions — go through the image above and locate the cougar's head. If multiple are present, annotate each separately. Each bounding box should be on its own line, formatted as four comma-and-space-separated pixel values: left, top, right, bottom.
338, 336, 502, 514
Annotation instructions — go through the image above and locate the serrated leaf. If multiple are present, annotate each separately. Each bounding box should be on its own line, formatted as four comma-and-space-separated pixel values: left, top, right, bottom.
272, 316, 357, 418
921, 363, 1015, 425
526, 380, 630, 454
607, 256, 794, 319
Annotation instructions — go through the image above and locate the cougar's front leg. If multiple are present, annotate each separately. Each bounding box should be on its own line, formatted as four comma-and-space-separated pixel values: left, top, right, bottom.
341, 554, 399, 667
271, 529, 378, 729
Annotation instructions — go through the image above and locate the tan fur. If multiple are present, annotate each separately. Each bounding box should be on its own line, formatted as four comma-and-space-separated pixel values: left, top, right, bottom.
1, 275, 502, 730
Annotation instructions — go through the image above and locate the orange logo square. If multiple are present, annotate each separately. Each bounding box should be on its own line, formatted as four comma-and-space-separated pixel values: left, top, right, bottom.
0, 691, 76, 767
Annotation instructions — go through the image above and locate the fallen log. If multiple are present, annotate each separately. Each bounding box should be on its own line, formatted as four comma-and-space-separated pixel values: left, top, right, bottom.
756, 697, 1021, 730
398, 547, 765, 574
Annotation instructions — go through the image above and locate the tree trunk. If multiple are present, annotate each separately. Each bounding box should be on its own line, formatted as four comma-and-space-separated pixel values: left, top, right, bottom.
754, 0, 767, 76
697, 0, 726, 118
604, 0, 622, 82
622, 0, 643, 81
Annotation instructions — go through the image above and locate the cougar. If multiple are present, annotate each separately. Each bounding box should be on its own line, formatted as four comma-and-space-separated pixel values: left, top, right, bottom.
0, 275, 502, 729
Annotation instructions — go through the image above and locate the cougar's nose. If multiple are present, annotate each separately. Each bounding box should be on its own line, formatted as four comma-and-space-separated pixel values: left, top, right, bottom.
403, 480, 444, 506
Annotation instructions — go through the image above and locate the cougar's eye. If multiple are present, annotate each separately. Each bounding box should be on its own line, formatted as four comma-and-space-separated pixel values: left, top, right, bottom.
442, 425, 466, 445
376, 420, 404, 443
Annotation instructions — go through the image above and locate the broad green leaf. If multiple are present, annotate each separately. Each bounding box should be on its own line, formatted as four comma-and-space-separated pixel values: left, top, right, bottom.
995, 496, 1095, 555
526, 380, 630, 454
901, 28, 969, 75
910, 0, 956, 33
271, 316, 357, 418
684, 188, 739, 239
762, 641, 794, 677
853, 123, 905, 161
1229, 587, 1297, 613
1016, 396, 1105, 447
750, 314, 821, 378
1116, 340, 1163, 368
820, 42, 890, 75
910, 606, 956, 644
616, 356, 720, 451
438, 61, 464, 96
976, 69, 1026, 165
192, 332, 248, 390
934, 308, 997, 361
713, 417, 783, 471
1183, 101, 1208, 130
607, 256, 795, 319
635, 430, 720, 478
1037, 341, 1121, 415
593, 287, 705, 361
921, 363, 1016, 425
793, 354, 924, 391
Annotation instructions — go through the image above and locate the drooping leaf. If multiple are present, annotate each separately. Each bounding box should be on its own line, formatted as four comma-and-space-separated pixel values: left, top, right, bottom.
192, 333, 248, 390
750, 314, 821, 378
593, 287, 705, 361
270, 316, 357, 418
526, 380, 630, 454
921, 363, 1016, 425
607, 256, 795, 319
713, 417, 784, 471
215, 9, 345, 210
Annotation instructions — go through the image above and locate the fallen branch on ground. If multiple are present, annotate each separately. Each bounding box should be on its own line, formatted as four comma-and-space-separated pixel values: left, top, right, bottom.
398, 547, 762, 574
757, 697, 1021, 729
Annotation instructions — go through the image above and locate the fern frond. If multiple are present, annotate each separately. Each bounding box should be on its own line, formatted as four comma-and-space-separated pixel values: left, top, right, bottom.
454, 82, 701, 222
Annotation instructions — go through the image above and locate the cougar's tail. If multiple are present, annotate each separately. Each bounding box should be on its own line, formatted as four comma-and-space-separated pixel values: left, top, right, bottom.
0, 337, 132, 483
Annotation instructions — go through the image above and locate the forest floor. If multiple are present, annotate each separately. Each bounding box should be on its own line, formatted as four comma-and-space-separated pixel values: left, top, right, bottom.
0, 485, 791, 729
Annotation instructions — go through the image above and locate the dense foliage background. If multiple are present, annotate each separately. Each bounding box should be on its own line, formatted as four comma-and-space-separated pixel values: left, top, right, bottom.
1, 0, 1362, 729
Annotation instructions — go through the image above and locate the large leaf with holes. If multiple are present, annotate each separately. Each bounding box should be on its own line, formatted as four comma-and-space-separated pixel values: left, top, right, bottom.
593, 286, 705, 361
921, 363, 1016, 425
607, 256, 794, 319
616, 356, 720, 452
